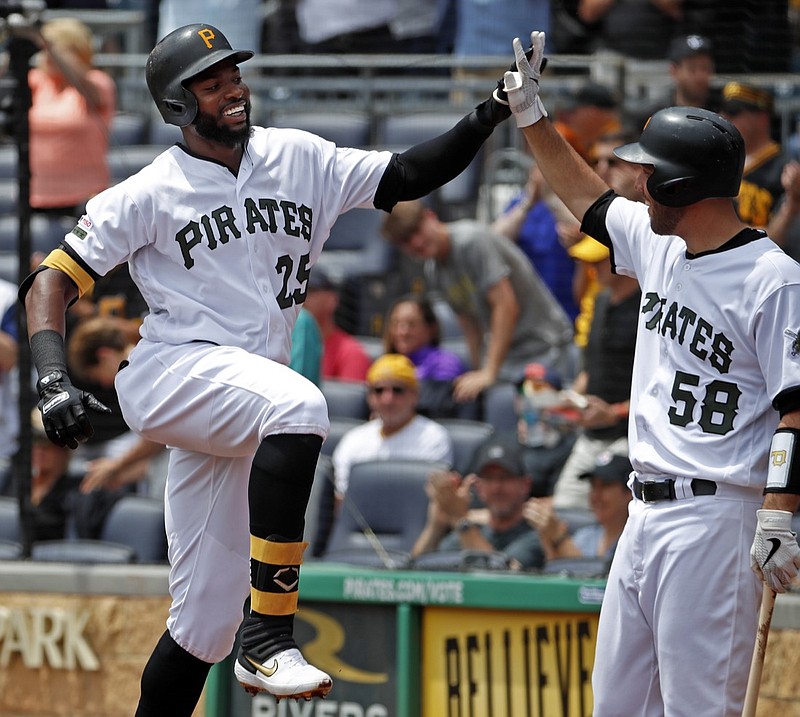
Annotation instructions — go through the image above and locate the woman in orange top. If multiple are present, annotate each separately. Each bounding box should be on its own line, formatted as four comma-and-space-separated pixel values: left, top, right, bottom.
28, 18, 116, 216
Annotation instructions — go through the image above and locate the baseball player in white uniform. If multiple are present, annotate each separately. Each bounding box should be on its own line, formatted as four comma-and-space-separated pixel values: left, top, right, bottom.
20, 23, 520, 717
501, 32, 800, 715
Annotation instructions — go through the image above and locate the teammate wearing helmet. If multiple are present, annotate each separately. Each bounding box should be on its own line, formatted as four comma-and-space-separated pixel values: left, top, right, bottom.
20, 23, 520, 717
501, 32, 800, 715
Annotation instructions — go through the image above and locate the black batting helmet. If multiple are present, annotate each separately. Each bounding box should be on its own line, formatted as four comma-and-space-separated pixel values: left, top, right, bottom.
146, 24, 254, 127
614, 107, 744, 207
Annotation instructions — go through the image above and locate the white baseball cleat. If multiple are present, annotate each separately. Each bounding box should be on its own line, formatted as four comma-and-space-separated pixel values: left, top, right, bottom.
234, 646, 333, 700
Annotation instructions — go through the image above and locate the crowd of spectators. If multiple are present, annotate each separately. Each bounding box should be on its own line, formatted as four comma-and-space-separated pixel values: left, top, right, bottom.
5, 5, 800, 575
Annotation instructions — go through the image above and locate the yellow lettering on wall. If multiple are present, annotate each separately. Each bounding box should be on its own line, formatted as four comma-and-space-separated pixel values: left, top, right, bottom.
422, 607, 598, 717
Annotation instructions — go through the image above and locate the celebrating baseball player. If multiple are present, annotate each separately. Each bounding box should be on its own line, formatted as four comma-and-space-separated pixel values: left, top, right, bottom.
20, 23, 520, 717
501, 32, 800, 715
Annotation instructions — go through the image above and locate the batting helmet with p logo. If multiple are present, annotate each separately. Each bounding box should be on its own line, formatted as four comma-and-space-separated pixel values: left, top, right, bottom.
146, 24, 254, 127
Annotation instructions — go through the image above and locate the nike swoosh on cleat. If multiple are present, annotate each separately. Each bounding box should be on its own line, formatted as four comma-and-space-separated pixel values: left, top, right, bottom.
245, 655, 278, 677
762, 537, 782, 568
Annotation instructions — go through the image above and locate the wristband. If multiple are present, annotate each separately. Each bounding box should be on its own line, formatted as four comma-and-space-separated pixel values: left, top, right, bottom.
29, 329, 68, 377
766, 427, 800, 494
456, 518, 478, 534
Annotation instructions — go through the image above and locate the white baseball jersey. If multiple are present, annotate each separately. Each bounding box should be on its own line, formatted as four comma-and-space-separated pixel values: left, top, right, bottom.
583, 192, 800, 715
586, 193, 800, 488
51, 127, 392, 365
37, 128, 394, 663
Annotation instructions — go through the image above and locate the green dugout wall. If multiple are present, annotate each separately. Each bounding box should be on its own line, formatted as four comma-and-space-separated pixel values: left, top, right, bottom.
206, 562, 606, 717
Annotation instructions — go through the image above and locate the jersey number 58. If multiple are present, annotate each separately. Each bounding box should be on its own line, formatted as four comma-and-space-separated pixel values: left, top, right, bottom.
668, 370, 741, 436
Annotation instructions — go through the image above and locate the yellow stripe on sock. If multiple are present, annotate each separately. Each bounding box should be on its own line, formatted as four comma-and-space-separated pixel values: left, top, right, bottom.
250, 537, 308, 566
251, 587, 299, 616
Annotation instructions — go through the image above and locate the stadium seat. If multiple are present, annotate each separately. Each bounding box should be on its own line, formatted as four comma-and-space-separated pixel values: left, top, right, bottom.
379, 111, 484, 220
379, 111, 466, 149
324, 458, 448, 559
540, 556, 611, 578
148, 120, 183, 148
269, 111, 372, 147
319, 547, 411, 569
108, 145, 165, 182
440, 337, 472, 371
0, 144, 16, 180
31, 539, 136, 564
0, 538, 21, 560
411, 549, 513, 572
320, 379, 370, 421
481, 381, 519, 436
0, 251, 16, 282
305, 455, 336, 557
314, 207, 392, 284
0, 214, 74, 254
100, 496, 167, 563
354, 335, 384, 362
431, 297, 463, 340
109, 111, 149, 146
0, 496, 20, 543
321, 416, 365, 457
437, 418, 495, 475
0, 180, 17, 215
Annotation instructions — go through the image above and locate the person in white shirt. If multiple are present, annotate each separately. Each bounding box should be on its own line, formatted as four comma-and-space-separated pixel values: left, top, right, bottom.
332, 353, 453, 504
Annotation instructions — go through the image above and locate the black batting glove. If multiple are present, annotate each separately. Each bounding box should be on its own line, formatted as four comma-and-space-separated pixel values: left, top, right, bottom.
36, 369, 111, 449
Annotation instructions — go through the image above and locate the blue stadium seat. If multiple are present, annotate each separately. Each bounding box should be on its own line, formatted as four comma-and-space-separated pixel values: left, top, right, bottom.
431, 297, 463, 340
148, 120, 183, 148
320, 379, 369, 421
0, 496, 20, 543
379, 112, 483, 220
0, 539, 22, 560
31, 539, 136, 564
481, 381, 519, 436
321, 416, 365, 457
0, 144, 16, 180
305, 455, 336, 557
540, 556, 611, 578
109, 111, 149, 146
100, 496, 167, 563
108, 145, 165, 182
0, 214, 74, 254
437, 418, 495, 475
315, 207, 392, 283
324, 458, 449, 559
269, 111, 372, 147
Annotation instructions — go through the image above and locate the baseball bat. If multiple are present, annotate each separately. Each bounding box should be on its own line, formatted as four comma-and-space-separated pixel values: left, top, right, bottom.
742, 586, 777, 717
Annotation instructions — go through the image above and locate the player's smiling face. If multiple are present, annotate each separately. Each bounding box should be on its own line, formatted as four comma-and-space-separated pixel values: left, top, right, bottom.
188, 60, 252, 146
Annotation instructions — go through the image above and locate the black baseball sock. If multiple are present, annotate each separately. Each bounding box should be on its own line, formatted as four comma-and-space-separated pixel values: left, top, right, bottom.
246, 433, 322, 645
248, 432, 322, 538
135, 630, 212, 717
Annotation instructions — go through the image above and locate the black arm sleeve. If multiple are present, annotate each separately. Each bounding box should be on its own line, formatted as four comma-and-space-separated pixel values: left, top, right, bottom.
774, 387, 800, 416
373, 107, 494, 213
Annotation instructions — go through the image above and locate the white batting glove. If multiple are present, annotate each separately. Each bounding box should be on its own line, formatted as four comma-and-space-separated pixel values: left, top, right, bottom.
750, 509, 800, 593
502, 31, 548, 128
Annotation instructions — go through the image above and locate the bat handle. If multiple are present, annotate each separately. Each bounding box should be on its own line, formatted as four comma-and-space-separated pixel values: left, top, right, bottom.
742, 586, 777, 717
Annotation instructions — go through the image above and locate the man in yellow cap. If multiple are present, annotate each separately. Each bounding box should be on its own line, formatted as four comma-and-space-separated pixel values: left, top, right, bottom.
331, 354, 453, 505
721, 81, 796, 232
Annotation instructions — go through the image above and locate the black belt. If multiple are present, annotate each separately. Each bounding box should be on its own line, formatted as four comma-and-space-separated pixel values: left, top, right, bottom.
633, 477, 717, 502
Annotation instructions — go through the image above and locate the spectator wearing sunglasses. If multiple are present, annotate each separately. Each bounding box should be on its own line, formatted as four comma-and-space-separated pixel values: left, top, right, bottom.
331, 354, 453, 504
